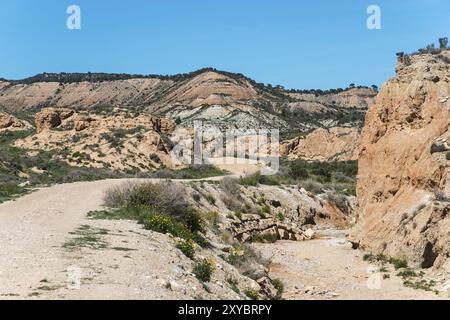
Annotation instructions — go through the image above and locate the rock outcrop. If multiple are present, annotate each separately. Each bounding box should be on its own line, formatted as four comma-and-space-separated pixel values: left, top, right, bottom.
0, 112, 30, 132
19, 108, 176, 170
35, 108, 74, 133
350, 51, 450, 269
0, 112, 16, 129
281, 127, 360, 161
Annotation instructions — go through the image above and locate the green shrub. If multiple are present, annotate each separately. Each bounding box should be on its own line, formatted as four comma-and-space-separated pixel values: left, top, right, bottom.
144, 214, 187, 236
127, 181, 192, 218
205, 194, 216, 205
289, 162, 310, 180
239, 172, 279, 186
271, 278, 284, 299
226, 277, 240, 294
300, 180, 324, 194
277, 212, 285, 221
261, 204, 271, 214
397, 269, 418, 278
390, 258, 408, 270
244, 289, 260, 300
193, 260, 215, 282
362, 253, 374, 261
326, 192, 349, 214
404, 279, 438, 293
0, 183, 27, 203
184, 211, 205, 233
225, 244, 271, 269
363, 253, 408, 270
202, 211, 220, 229
176, 239, 195, 260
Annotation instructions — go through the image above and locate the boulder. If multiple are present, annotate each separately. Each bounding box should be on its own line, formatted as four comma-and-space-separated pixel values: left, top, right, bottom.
74, 115, 94, 132
0, 112, 14, 129
304, 228, 316, 240
35, 108, 62, 133
35, 108, 75, 133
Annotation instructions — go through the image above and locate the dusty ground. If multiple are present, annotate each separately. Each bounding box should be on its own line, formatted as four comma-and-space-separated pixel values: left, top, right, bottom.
0, 177, 259, 300
255, 231, 447, 300
0, 174, 447, 299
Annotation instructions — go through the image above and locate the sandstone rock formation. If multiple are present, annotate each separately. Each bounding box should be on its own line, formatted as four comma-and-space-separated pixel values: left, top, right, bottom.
187, 182, 354, 243
0, 112, 16, 129
281, 127, 360, 161
35, 108, 74, 133
350, 51, 450, 270
0, 112, 30, 132
18, 108, 176, 170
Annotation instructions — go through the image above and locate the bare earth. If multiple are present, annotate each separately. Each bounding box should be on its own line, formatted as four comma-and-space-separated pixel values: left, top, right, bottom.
255, 232, 443, 300
0, 179, 124, 298
0, 177, 445, 299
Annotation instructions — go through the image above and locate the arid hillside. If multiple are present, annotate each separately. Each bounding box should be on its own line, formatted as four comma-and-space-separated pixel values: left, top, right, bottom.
0, 69, 376, 133
281, 127, 360, 162
351, 51, 450, 270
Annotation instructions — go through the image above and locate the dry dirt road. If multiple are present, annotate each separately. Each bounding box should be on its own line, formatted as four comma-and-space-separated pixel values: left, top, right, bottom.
0, 179, 126, 298
0, 175, 446, 299
0, 162, 259, 299
0, 177, 244, 300
255, 231, 446, 300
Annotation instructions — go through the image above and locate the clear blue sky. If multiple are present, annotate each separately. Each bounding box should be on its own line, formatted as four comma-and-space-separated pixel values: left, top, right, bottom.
0, 0, 449, 89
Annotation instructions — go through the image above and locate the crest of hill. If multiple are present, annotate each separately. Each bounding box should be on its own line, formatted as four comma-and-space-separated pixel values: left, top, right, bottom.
0, 68, 377, 133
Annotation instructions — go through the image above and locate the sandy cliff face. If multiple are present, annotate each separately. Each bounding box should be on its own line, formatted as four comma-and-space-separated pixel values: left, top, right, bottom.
281, 127, 359, 162
351, 52, 450, 269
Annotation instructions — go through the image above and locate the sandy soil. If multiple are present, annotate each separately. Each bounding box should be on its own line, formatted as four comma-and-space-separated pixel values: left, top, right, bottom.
0, 174, 447, 299
0, 168, 250, 299
255, 231, 446, 300
0, 179, 124, 298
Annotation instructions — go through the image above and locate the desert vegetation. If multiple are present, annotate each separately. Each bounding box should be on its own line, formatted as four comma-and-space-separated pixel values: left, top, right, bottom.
239, 159, 357, 196
89, 179, 288, 299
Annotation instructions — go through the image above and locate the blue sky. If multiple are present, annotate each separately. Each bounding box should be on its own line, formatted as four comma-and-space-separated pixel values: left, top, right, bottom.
0, 0, 448, 89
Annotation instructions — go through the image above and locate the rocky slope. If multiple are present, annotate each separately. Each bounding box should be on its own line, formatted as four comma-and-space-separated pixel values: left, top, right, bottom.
350, 51, 450, 270
0, 69, 376, 133
281, 127, 359, 161
15, 108, 176, 171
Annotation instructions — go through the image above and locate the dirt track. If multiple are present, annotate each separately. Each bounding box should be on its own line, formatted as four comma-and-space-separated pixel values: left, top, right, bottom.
0, 175, 446, 299
255, 231, 444, 300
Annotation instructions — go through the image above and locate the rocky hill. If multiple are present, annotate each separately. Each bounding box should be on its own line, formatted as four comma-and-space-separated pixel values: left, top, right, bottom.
350, 51, 450, 269
14, 107, 176, 171
0, 69, 376, 133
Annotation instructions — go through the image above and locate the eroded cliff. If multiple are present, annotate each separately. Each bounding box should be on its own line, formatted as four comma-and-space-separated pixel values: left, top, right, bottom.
351, 51, 450, 270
